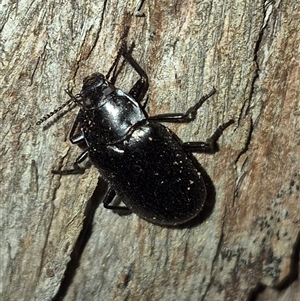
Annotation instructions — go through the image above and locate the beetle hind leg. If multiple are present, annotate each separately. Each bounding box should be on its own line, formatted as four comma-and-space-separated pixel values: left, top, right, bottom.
103, 188, 131, 212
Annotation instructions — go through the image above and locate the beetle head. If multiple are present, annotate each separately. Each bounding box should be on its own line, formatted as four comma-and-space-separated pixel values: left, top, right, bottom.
36, 73, 115, 125
82, 73, 106, 92
79, 73, 115, 110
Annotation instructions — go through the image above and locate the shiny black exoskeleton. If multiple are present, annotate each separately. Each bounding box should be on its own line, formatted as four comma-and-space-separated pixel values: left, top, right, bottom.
38, 46, 233, 226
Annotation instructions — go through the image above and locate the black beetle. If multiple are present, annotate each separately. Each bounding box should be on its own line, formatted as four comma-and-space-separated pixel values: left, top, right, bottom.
37, 45, 233, 226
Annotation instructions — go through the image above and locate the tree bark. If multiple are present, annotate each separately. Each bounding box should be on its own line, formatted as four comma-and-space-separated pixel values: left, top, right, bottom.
1, 0, 299, 300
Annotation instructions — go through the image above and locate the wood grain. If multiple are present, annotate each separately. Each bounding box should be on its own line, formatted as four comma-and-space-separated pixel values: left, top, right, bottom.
1, 0, 299, 300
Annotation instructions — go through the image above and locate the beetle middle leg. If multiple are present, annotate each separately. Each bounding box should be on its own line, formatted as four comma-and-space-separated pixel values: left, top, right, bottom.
144, 87, 234, 152
148, 88, 217, 123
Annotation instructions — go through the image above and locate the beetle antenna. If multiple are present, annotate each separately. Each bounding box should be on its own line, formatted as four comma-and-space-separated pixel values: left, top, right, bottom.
36, 90, 77, 125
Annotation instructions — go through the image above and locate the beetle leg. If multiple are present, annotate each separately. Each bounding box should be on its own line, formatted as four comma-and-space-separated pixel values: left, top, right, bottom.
122, 48, 149, 104
52, 110, 90, 174
52, 149, 89, 174
103, 188, 116, 208
128, 75, 149, 104
51, 107, 91, 174
70, 132, 85, 144
103, 188, 131, 211
68, 110, 84, 142
182, 119, 234, 153
148, 88, 217, 123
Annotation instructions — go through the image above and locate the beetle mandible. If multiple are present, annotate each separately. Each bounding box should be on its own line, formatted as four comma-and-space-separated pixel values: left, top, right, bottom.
37, 45, 234, 226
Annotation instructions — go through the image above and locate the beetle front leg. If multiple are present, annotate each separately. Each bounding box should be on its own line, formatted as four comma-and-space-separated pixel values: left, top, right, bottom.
182, 119, 234, 153
122, 46, 149, 103
52, 111, 89, 174
68, 110, 85, 143
148, 89, 217, 123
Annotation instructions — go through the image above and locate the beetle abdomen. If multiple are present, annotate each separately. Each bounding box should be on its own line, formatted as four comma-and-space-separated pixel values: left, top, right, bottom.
89, 122, 206, 225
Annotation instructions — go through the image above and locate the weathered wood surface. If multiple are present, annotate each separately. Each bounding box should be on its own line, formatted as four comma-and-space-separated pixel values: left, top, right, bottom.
1, 0, 299, 300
